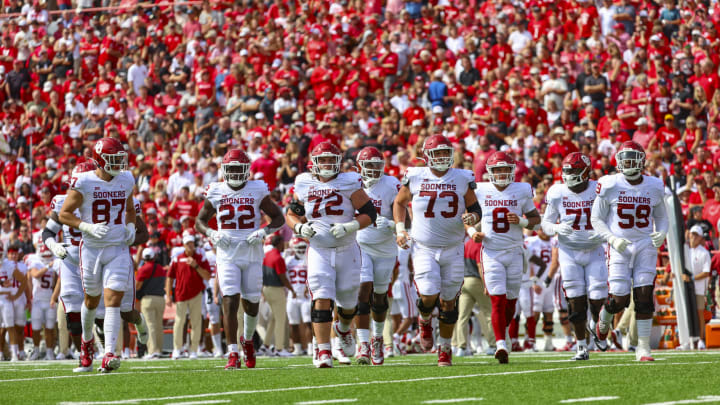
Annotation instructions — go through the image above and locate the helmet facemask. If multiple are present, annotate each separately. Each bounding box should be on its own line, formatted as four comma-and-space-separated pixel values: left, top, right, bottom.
293, 242, 308, 259
616, 149, 645, 180
312, 154, 341, 178
487, 164, 515, 186
562, 166, 588, 188
425, 146, 454, 171
222, 161, 250, 187
102, 152, 128, 176
360, 159, 384, 187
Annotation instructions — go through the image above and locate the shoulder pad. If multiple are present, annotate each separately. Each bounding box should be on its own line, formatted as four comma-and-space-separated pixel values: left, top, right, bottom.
596, 175, 617, 196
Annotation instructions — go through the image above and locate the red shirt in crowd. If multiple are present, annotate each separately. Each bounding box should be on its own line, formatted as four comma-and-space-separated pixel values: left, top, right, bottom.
167, 251, 209, 302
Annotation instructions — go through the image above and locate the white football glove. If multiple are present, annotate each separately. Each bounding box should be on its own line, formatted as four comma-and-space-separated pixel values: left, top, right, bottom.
207, 230, 231, 249
124, 223, 136, 246
375, 216, 394, 230
79, 221, 109, 239
650, 231, 667, 248
330, 220, 360, 239
45, 239, 67, 260
587, 232, 605, 244
461, 212, 480, 226
544, 221, 573, 237
246, 229, 268, 246
294, 222, 316, 239
608, 235, 632, 253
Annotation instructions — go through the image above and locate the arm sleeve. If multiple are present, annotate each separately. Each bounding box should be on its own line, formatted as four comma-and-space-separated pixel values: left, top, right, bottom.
541, 200, 561, 235
652, 199, 669, 234
590, 196, 614, 242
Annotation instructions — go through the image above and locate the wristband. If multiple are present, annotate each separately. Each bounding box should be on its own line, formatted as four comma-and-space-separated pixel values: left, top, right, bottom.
395, 222, 406, 234
467, 226, 477, 238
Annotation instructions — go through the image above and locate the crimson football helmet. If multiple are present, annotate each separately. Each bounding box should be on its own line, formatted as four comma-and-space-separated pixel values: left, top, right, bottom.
222, 149, 251, 187
486, 151, 516, 186
357, 146, 385, 187
92, 137, 127, 177
561, 152, 592, 188
615, 141, 645, 180
289, 237, 308, 259
311, 141, 342, 178
423, 134, 454, 171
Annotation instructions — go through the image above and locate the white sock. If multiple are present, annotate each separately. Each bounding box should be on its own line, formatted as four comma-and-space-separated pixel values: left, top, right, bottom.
336, 321, 350, 333
357, 328, 370, 343
228, 344, 238, 353
212, 334, 222, 351
136, 313, 148, 334
47, 349, 54, 358
318, 343, 331, 352
372, 320, 384, 338
104, 307, 121, 355
81, 303, 96, 342
578, 339, 587, 349
10, 344, 18, 356
243, 314, 257, 340
294, 343, 303, 353
637, 319, 652, 340
438, 336, 451, 346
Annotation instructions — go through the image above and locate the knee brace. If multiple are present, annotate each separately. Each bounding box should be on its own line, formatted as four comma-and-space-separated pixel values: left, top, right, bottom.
66, 312, 82, 336
416, 297, 438, 315
633, 287, 654, 315
568, 296, 588, 323
542, 320, 554, 334
357, 301, 371, 315
438, 306, 459, 324
310, 300, 334, 323
370, 294, 389, 315
337, 306, 357, 321
604, 294, 630, 314
559, 311, 569, 326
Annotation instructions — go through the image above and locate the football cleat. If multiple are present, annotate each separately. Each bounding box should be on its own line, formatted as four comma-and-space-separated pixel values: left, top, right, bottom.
29, 348, 39, 361
418, 317, 434, 352
511, 341, 523, 352
136, 313, 149, 345
98, 353, 121, 373
241, 337, 256, 368
438, 344, 452, 367
356, 342, 371, 365
485, 346, 496, 356
371, 337, 384, 365
610, 329, 623, 350
332, 345, 352, 365
73, 338, 95, 372
543, 338, 555, 352
188, 351, 198, 360
636, 345, 654, 362
333, 323, 356, 357
571, 348, 589, 361
225, 352, 240, 370
384, 346, 394, 359
314, 349, 333, 368
589, 324, 608, 352
495, 343, 509, 364
559, 340, 575, 352
523, 339, 538, 352
214, 350, 225, 358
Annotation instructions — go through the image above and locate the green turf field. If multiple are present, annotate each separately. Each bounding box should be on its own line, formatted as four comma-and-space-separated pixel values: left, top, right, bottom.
1, 351, 719, 404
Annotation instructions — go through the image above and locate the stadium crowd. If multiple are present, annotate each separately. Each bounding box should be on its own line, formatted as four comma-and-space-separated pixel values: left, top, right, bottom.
1, 0, 720, 359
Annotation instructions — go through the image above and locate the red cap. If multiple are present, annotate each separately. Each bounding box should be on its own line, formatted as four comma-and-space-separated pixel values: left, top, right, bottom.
433, 117, 444, 126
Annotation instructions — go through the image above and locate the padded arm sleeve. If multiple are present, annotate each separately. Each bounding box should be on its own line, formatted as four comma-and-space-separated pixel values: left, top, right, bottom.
652, 200, 669, 234
358, 200, 378, 223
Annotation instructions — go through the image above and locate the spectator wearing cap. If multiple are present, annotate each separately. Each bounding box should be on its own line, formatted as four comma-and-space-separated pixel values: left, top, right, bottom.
632, 117, 654, 149
683, 225, 711, 349
653, 114, 681, 151
6, 59, 30, 101
136, 247, 167, 358
261, 235, 295, 356
166, 234, 211, 359
167, 158, 194, 200
146, 230, 171, 266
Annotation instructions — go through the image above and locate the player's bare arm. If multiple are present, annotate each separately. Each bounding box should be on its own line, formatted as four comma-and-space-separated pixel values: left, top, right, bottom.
462, 186, 482, 226
246, 196, 286, 245
11, 267, 27, 301
544, 247, 559, 288
51, 276, 61, 308
508, 209, 541, 229
132, 216, 149, 246
195, 199, 216, 237
393, 184, 412, 248
29, 264, 49, 279
58, 189, 84, 229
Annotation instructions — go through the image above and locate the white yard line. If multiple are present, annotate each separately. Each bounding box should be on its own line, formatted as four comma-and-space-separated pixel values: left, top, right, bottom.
422, 398, 484, 403
559, 397, 619, 403
166, 401, 230, 405
295, 399, 358, 405
56, 361, 714, 405
643, 396, 720, 405
0, 370, 176, 383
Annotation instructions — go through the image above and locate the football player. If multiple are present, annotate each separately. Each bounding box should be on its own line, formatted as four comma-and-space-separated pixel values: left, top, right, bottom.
286, 141, 376, 368
471, 151, 541, 364
542, 152, 608, 360
195, 148, 285, 369
527, 230, 557, 352
354, 147, 401, 366
508, 244, 540, 352
59, 138, 137, 373
544, 248, 576, 351
27, 239, 57, 360
389, 242, 418, 356
0, 243, 29, 362
393, 134, 482, 367
286, 237, 312, 355
591, 141, 668, 361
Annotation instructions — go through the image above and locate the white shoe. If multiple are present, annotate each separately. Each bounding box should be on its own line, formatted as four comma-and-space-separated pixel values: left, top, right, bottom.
172, 349, 182, 360
333, 323, 356, 357
636, 344, 654, 361
17, 351, 26, 361
331, 345, 352, 365
213, 350, 224, 358
10, 354, 19, 362
384, 346, 393, 359
571, 347, 589, 360
136, 313, 149, 345
188, 351, 198, 359
29, 348, 39, 361
56, 352, 67, 360
484, 346, 496, 356
453, 346, 466, 357
73, 365, 92, 372
122, 348, 131, 359
313, 349, 333, 368
277, 349, 293, 357
698, 340, 706, 350
543, 337, 555, 352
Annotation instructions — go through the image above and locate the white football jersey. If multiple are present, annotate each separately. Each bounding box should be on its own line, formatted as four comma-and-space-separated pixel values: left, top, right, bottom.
205, 180, 269, 240
543, 181, 602, 250
294, 171, 363, 249
285, 254, 308, 296
591, 174, 666, 242
26, 254, 56, 302
475, 182, 536, 250
357, 175, 401, 257
524, 235, 556, 277
404, 167, 475, 247
50, 193, 82, 264
70, 170, 135, 248
0, 259, 27, 299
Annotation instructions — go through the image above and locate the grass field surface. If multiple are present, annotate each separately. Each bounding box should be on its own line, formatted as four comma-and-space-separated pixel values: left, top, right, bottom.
1, 351, 719, 404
